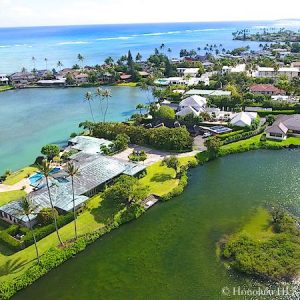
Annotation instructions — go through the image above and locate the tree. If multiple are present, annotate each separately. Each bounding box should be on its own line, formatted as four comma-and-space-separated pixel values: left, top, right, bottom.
84, 91, 95, 122
105, 56, 114, 66
57, 61, 63, 71
101, 88, 112, 122
38, 159, 63, 245
66, 162, 80, 240
155, 106, 175, 119
162, 156, 179, 174
32, 56, 36, 70
66, 73, 75, 85
15, 196, 40, 264
136, 53, 142, 62
103, 175, 148, 206
41, 144, 60, 160
44, 58, 48, 70
204, 136, 222, 157
266, 114, 276, 125
114, 134, 130, 151
36, 207, 58, 225
77, 53, 84, 69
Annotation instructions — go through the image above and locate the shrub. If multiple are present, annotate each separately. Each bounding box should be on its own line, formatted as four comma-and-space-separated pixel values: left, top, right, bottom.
0, 231, 23, 251
36, 208, 58, 226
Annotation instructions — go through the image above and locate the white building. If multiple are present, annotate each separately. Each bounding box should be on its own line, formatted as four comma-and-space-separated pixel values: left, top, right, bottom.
230, 112, 257, 127
177, 68, 199, 78
0, 74, 9, 85
176, 95, 207, 117
185, 89, 231, 97
253, 66, 300, 80
222, 64, 246, 75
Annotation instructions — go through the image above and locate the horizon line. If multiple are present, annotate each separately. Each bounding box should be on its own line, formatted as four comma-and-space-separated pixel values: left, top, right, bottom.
0, 18, 298, 30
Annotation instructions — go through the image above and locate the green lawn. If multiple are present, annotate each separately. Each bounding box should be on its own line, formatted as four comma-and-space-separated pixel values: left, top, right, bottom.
0, 193, 120, 282
115, 82, 138, 87
3, 167, 38, 185
139, 162, 178, 196
0, 85, 13, 93
0, 190, 26, 206
266, 136, 300, 146
220, 134, 262, 152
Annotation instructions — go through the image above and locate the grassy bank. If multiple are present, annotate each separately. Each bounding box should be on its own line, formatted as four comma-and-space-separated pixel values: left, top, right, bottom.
0, 191, 26, 207
3, 167, 38, 186
0, 86, 13, 93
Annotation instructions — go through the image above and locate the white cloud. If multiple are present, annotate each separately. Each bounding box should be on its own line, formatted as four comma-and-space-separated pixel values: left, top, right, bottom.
0, 0, 299, 27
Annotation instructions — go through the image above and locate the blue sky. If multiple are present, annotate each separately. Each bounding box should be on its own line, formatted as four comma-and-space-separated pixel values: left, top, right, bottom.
0, 0, 299, 27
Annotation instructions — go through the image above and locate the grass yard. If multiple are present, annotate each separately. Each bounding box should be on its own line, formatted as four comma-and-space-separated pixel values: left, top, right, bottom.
0, 85, 13, 93
0, 192, 122, 281
0, 190, 26, 206
220, 134, 262, 152
3, 167, 38, 185
139, 162, 178, 196
266, 136, 300, 146
115, 82, 138, 87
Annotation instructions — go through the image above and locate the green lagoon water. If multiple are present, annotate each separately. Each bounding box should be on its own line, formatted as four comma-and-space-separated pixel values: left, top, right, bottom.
14, 150, 300, 300
0, 87, 146, 174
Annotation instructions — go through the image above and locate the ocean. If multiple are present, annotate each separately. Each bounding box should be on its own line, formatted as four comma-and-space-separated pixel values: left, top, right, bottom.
1, 20, 299, 73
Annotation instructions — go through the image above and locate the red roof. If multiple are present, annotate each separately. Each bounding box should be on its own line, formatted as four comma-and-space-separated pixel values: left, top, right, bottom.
249, 84, 285, 94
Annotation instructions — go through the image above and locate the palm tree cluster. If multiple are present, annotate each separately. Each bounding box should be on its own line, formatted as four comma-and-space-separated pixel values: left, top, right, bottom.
84, 88, 112, 123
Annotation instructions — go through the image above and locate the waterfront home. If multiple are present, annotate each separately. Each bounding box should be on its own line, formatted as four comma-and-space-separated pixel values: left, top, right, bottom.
176, 106, 201, 117
253, 66, 300, 80
266, 114, 300, 141
9, 71, 36, 87
0, 74, 9, 85
0, 153, 146, 227
185, 89, 231, 97
291, 62, 300, 68
249, 84, 285, 95
230, 112, 257, 127
75, 73, 89, 84
120, 74, 132, 82
155, 75, 209, 87
37, 78, 66, 87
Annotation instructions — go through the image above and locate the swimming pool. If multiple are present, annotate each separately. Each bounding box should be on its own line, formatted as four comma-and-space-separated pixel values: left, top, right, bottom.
29, 167, 61, 185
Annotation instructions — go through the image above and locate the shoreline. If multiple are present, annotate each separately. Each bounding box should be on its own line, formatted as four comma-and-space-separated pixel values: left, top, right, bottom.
1, 143, 299, 299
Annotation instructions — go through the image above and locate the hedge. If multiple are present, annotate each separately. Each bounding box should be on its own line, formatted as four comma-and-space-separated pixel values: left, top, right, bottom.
222, 126, 266, 145
0, 231, 23, 252
22, 213, 74, 247
257, 110, 296, 117
92, 123, 193, 152
160, 172, 188, 201
219, 130, 244, 141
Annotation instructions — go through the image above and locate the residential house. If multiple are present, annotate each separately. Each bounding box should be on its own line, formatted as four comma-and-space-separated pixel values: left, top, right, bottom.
230, 112, 257, 127
0, 74, 9, 85
177, 68, 199, 78
266, 114, 300, 141
222, 64, 246, 74
185, 89, 231, 97
253, 66, 300, 80
176, 95, 207, 117
75, 73, 89, 84
9, 71, 36, 87
249, 84, 285, 95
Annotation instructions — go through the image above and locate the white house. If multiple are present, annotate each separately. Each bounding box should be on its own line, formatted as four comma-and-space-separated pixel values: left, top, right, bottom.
177, 68, 199, 78
222, 64, 246, 74
230, 112, 257, 127
176, 106, 201, 117
266, 123, 288, 141
0, 74, 9, 85
253, 66, 300, 80
179, 95, 207, 111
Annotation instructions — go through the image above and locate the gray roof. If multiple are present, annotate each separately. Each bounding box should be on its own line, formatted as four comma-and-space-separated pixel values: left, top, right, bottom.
266, 122, 288, 135
0, 153, 146, 221
274, 115, 300, 131
69, 136, 112, 154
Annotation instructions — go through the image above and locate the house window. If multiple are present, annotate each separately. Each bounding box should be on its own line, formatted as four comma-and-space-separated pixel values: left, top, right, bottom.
270, 133, 283, 138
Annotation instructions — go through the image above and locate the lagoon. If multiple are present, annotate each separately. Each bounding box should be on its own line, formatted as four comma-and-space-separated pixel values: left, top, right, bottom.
13, 150, 300, 299
0, 87, 147, 174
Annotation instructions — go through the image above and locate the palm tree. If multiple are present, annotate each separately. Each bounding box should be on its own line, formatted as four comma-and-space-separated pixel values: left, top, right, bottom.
44, 58, 48, 70
14, 196, 40, 264
66, 162, 80, 240
38, 159, 63, 246
57, 61, 63, 71
32, 56, 36, 70
95, 87, 104, 120
101, 89, 112, 122
84, 92, 95, 122
77, 54, 84, 69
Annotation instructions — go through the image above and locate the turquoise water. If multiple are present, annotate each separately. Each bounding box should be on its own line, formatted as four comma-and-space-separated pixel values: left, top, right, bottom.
2, 21, 299, 73
0, 87, 147, 174
13, 150, 300, 300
